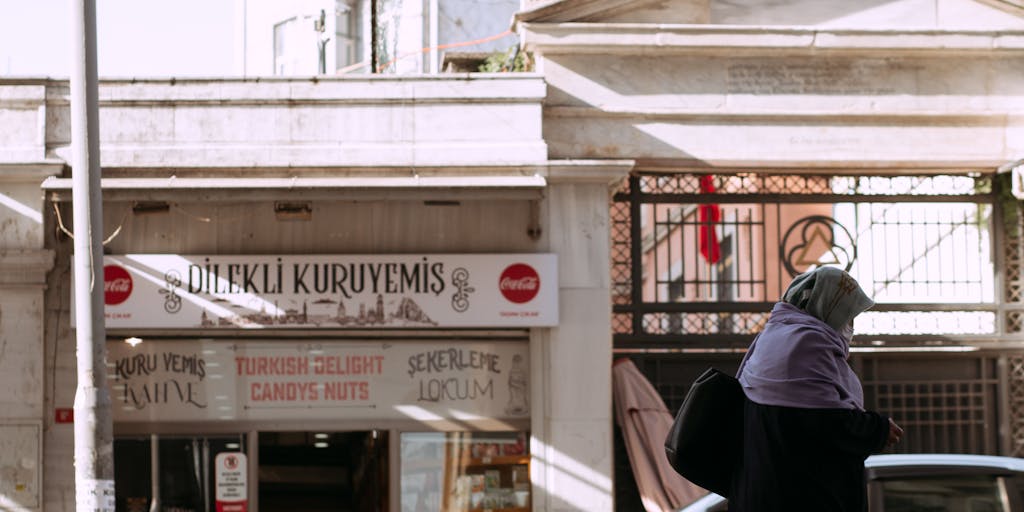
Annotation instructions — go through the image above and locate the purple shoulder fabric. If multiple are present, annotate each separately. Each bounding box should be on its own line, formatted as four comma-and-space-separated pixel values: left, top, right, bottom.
737, 302, 865, 410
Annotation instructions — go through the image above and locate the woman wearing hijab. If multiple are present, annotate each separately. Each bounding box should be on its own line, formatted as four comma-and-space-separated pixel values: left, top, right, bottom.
730, 266, 903, 512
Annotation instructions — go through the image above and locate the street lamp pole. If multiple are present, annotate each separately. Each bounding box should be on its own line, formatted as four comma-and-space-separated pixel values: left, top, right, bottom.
70, 0, 115, 510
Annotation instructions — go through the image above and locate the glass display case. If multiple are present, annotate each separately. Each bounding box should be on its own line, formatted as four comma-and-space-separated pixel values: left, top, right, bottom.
400, 431, 530, 512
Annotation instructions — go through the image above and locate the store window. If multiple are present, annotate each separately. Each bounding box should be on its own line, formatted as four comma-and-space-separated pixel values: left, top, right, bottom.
400, 431, 530, 512
114, 435, 246, 512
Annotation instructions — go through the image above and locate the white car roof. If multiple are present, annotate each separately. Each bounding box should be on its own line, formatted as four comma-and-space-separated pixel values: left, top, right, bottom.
677, 454, 1024, 512
866, 453, 1024, 472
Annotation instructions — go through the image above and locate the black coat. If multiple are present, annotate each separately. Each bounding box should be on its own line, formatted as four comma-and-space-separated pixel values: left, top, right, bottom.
728, 398, 890, 512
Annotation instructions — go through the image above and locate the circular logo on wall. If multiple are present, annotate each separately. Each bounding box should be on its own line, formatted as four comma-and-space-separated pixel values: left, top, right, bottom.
780, 215, 857, 278
499, 263, 540, 304
104, 265, 133, 305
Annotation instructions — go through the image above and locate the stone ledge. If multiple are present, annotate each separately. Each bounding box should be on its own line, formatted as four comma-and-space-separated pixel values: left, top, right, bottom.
0, 163, 64, 179
30, 74, 547, 106
521, 23, 1024, 55
545, 106, 1016, 123
46, 141, 549, 170
541, 159, 635, 184
0, 250, 55, 286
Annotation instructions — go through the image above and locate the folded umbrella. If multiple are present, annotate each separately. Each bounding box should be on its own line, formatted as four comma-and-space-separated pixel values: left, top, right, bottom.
613, 358, 707, 512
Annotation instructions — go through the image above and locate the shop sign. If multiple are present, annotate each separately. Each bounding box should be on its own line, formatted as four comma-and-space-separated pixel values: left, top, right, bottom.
214, 452, 247, 512
107, 340, 530, 423
76, 254, 557, 329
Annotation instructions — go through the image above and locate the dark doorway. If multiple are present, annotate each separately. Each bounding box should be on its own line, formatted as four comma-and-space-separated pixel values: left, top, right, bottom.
258, 430, 388, 512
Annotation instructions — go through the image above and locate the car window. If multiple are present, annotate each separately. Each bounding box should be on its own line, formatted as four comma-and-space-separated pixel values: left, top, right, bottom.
1007, 474, 1024, 510
878, 475, 1005, 512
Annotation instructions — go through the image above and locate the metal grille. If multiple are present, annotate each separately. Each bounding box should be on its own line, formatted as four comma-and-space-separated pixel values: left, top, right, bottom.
611, 171, 1024, 458
611, 201, 632, 307
626, 354, 743, 414
859, 355, 1000, 455
636, 173, 987, 196
612, 172, 999, 349
1005, 199, 1024, 333
871, 381, 993, 454
1010, 355, 1024, 456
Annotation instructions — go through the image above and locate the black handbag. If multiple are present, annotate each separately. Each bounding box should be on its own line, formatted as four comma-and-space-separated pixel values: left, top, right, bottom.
664, 367, 744, 497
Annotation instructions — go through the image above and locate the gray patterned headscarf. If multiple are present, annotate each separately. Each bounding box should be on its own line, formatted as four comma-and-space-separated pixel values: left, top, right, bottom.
782, 267, 874, 333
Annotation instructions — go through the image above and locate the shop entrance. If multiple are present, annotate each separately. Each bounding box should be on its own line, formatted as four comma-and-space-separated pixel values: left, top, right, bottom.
114, 434, 247, 512
258, 430, 389, 512
114, 431, 388, 512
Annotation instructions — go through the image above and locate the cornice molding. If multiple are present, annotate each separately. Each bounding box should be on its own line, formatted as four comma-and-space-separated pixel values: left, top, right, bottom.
24, 74, 547, 107
0, 250, 56, 287
521, 23, 1024, 56
540, 159, 635, 185
0, 163, 65, 180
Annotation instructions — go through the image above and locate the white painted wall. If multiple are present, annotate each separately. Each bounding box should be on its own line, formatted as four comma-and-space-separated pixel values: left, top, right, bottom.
11, 76, 546, 169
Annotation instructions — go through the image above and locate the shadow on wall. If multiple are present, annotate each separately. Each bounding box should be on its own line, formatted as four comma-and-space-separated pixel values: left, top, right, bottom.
541, 48, 1016, 162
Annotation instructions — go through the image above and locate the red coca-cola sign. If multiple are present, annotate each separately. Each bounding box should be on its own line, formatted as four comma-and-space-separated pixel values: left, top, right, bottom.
499, 263, 540, 304
104, 265, 133, 305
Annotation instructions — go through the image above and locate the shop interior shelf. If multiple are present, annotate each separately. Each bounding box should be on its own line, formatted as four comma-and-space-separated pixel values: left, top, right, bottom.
463, 455, 530, 467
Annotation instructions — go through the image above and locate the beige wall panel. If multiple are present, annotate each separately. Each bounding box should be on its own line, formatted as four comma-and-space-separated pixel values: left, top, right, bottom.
287, 105, 411, 142
545, 288, 612, 419
0, 108, 43, 162
0, 290, 44, 417
545, 115, 1010, 166
10, 77, 547, 168
170, 106, 291, 143
99, 106, 176, 144
545, 184, 611, 290
413, 103, 543, 142
545, 418, 613, 511
0, 181, 46, 249
97, 200, 542, 255
43, 246, 79, 512
1009, 116, 1024, 155
0, 423, 41, 510
545, 55, 1024, 114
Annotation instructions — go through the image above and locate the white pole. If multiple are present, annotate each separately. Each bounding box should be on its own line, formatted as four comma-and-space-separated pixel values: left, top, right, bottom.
70, 0, 115, 510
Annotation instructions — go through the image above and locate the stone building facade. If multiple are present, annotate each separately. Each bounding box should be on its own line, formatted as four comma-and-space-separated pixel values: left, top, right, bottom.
0, 0, 1023, 511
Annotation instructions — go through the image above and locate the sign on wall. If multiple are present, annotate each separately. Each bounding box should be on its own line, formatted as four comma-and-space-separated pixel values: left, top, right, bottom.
77, 254, 557, 329
215, 452, 247, 512
106, 340, 530, 423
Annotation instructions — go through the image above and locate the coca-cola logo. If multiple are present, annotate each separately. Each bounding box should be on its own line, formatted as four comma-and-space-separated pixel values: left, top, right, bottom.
104, 265, 133, 305
499, 263, 540, 304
